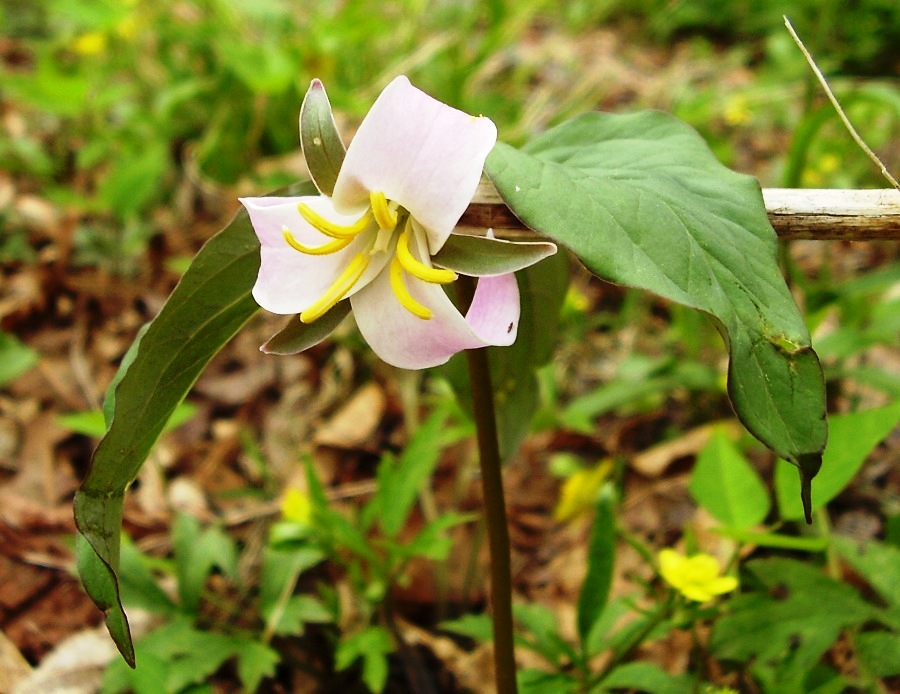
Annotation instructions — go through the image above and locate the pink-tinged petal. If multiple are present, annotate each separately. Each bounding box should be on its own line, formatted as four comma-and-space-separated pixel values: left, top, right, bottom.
332, 76, 497, 254
350, 269, 520, 370
240, 196, 381, 315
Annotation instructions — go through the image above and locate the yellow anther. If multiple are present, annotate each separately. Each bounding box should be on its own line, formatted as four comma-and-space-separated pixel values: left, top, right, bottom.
396, 231, 457, 284
283, 227, 353, 255
369, 191, 398, 231
389, 257, 432, 320
297, 203, 371, 239
300, 253, 370, 323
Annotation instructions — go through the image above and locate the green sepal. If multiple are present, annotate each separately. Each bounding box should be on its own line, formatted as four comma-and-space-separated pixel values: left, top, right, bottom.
261, 301, 351, 355
432, 233, 557, 276
300, 79, 346, 196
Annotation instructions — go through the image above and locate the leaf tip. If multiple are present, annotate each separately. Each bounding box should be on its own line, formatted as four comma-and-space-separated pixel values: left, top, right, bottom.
796, 452, 822, 524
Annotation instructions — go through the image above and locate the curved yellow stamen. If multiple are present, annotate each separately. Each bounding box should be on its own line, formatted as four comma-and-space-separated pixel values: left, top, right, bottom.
297, 203, 371, 239
390, 257, 432, 320
370, 191, 398, 231
283, 227, 353, 255
396, 231, 457, 284
300, 253, 370, 323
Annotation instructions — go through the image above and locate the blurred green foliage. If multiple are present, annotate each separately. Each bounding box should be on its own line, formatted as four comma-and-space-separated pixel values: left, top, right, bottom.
4, 0, 898, 229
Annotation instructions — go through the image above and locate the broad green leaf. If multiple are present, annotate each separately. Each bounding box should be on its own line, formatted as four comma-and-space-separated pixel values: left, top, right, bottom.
0, 330, 38, 386
300, 78, 346, 196
711, 558, 873, 691
577, 486, 616, 645
75, 182, 316, 665
486, 112, 827, 516
432, 233, 557, 276
689, 427, 770, 528
261, 301, 350, 355
775, 400, 900, 520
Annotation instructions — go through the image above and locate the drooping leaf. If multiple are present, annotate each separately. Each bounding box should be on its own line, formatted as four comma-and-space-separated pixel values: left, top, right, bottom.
300, 78, 346, 196
775, 400, 900, 521
486, 112, 827, 516
74, 182, 317, 664
689, 427, 770, 528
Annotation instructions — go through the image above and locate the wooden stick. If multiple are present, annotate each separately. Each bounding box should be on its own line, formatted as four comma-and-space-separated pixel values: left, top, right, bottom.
461, 181, 900, 241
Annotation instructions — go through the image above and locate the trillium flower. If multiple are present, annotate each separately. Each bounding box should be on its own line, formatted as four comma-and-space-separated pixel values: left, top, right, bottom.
658, 549, 738, 603
241, 76, 555, 369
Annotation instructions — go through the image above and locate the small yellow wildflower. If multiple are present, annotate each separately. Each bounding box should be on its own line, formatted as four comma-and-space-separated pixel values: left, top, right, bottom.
563, 285, 590, 314
72, 31, 107, 56
658, 548, 738, 602
554, 459, 613, 523
722, 95, 751, 127
281, 488, 312, 526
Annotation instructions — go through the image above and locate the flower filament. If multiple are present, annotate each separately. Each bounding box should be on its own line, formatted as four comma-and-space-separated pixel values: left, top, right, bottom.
285, 191, 458, 322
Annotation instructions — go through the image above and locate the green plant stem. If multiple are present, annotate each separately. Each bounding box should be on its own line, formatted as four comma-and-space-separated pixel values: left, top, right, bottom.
460, 277, 518, 694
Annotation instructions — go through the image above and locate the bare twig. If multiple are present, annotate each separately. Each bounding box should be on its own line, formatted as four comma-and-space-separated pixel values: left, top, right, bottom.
784, 16, 900, 191
461, 180, 900, 241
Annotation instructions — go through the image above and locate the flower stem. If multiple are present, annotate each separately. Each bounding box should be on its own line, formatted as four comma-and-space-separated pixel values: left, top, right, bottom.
460, 278, 518, 694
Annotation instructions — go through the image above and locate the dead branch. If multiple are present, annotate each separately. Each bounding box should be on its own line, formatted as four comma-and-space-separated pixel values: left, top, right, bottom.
461, 181, 900, 241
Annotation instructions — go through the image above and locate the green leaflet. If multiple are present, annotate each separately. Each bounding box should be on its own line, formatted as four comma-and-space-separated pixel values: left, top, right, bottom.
75, 182, 317, 664
486, 111, 827, 517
